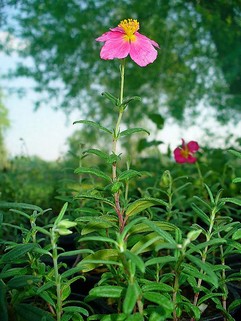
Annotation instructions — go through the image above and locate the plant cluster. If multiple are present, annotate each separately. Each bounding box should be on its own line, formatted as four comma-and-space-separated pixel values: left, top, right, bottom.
1, 18, 241, 321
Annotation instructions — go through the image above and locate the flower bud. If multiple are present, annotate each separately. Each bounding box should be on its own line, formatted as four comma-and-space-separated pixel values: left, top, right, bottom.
57, 219, 77, 229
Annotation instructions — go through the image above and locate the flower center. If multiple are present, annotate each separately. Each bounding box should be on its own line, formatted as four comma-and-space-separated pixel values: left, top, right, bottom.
180, 147, 190, 159
118, 18, 139, 41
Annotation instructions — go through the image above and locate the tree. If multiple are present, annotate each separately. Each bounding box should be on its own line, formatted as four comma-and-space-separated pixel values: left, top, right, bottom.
1, 0, 241, 125
0, 91, 9, 169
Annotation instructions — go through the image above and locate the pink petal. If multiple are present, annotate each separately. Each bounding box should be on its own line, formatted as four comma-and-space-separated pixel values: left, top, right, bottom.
96, 30, 123, 42
187, 141, 199, 153
186, 155, 197, 163
129, 32, 158, 67
174, 148, 187, 163
136, 33, 160, 49
97, 33, 130, 60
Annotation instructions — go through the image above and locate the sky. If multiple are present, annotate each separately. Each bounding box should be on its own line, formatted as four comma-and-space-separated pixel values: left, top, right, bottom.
1, 46, 79, 161
1, 34, 241, 162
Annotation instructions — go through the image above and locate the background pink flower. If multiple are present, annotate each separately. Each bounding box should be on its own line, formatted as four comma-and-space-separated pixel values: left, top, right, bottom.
174, 139, 199, 164
96, 18, 159, 67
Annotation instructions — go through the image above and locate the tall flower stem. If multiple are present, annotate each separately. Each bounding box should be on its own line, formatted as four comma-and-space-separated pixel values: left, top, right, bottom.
112, 59, 126, 232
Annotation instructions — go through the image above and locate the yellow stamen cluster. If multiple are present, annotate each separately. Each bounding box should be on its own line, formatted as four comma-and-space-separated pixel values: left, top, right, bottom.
118, 19, 139, 41
180, 147, 190, 159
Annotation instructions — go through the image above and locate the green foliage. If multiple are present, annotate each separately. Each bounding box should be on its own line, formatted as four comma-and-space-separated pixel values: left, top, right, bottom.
1, 7, 241, 319
0, 91, 9, 170
2, 0, 241, 124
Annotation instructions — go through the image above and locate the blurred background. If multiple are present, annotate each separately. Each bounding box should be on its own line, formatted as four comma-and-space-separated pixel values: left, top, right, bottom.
0, 0, 240, 209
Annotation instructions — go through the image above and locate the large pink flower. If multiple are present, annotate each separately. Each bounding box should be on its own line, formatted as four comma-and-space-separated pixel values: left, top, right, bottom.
96, 18, 159, 67
174, 139, 199, 164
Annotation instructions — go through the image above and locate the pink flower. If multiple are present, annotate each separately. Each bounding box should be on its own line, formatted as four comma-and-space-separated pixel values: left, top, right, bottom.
174, 139, 199, 164
96, 18, 159, 67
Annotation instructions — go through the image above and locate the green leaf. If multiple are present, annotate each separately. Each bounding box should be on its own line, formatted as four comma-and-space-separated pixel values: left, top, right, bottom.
147, 113, 165, 129
58, 249, 93, 258
141, 282, 173, 293
186, 255, 218, 288
182, 262, 218, 288
83, 148, 109, 160
39, 290, 55, 306
0, 201, 42, 213
55, 202, 68, 225
74, 167, 111, 182
79, 236, 118, 245
131, 232, 164, 254
87, 286, 123, 299
7, 275, 41, 288
121, 96, 141, 106
233, 177, 241, 183
110, 181, 124, 193
119, 170, 142, 182
129, 221, 177, 234
100, 313, 127, 321
78, 249, 120, 272
81, 221, 115, 235
14, 303, 55, 321
120, 128, 150, 137
36, 281, 55, 294
74, 194, 115, 207
191, 203, 210, 225
143, 292, 174, 310
221, 197, 241, 207
126, 198, 168, 217
123, 281, 141, 314
0, 243, 37, 263
63, 306, 89, 316
0, 267, 29, 279
61, 266, 87, 279
145, 256, 176, 267
228, 149, 241, 159
232, 228, 241, 240
73, 120, 112, 134
143, 220, 176, 245
102, 91, 119, 106
0, 280, 8, 321
124, 250, 145, 273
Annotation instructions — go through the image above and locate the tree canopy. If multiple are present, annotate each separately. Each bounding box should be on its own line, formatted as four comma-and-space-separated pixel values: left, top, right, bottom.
0, 91, 10, 168
1, 0, 241, 125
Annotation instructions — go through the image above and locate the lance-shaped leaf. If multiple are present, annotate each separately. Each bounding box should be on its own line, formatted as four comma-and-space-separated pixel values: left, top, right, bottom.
118, 169, 142, 182
7, 275, 41, 289
120, 127, 150, 137
128, 221, 177, 234
120, 96, 141, 107
123, 281, 141, 314
73, 120, 112, 134
228, 149, 241, 159
74, 194, 115, 207
14, 303, 55, 321
147, 113, 165, 129
0, 243, 37, 263
74, 167, 112, 182
102, 91, 119, 106
221, 197, 241, 207
83, 148, 109, 160
126, 198, 168, 217
143, 292, 174, 311
131, 232, 164, 255
87, 285, 123, 300
77, 249, 120, 272
0, 201, 42, 213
